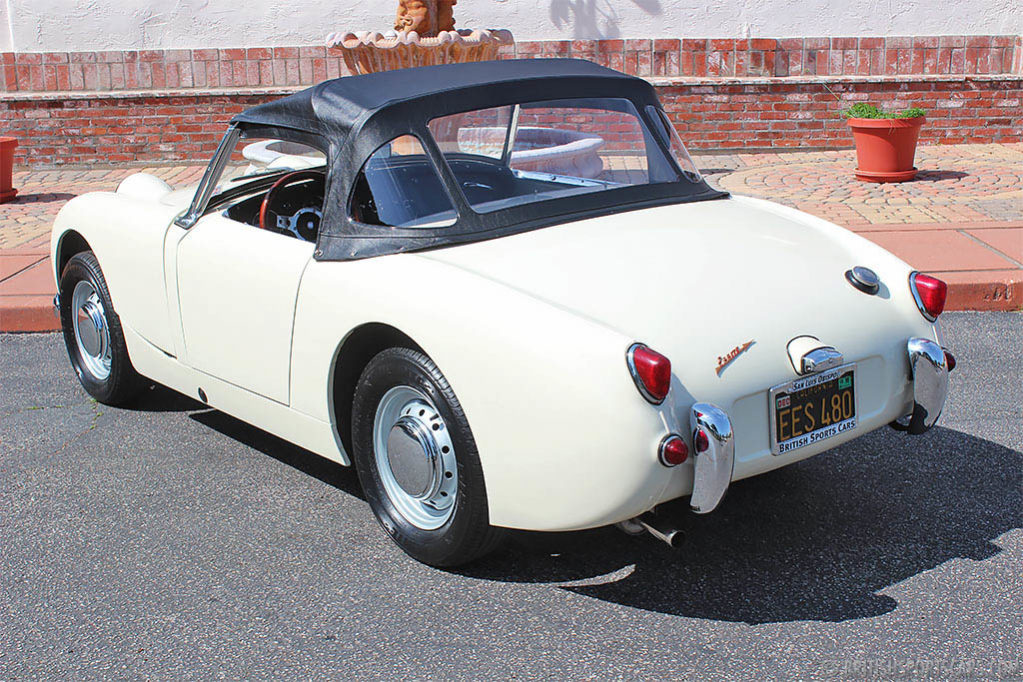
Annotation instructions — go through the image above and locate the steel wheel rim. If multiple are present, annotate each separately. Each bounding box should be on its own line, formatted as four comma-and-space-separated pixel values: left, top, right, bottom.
373, 385, 458, 530
71, 279, 112, 381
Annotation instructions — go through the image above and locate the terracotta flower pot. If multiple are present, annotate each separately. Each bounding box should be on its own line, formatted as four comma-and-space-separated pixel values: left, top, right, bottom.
0, 137, 17, 203
847, 116, 924, 183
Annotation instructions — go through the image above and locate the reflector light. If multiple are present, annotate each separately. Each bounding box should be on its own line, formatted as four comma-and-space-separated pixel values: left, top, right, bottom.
627, 343, 672, 404
694, 429, 710, 453
944, 349, 956, 372
659, 435, 689, 466
910, 272, 947, 320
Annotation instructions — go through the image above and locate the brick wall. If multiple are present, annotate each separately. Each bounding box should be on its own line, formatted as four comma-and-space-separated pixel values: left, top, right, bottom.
3, 35, 1021, 93
2, 35, 1021, 167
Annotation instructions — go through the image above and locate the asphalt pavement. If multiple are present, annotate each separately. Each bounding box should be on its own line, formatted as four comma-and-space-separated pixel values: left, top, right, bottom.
2, 313, 1021, 679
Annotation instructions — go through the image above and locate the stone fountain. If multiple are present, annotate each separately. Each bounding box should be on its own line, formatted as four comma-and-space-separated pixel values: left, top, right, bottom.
327, 1, 514, 75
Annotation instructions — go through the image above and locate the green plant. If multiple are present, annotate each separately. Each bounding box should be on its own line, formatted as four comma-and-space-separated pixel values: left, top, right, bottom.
841, 103, 926, 119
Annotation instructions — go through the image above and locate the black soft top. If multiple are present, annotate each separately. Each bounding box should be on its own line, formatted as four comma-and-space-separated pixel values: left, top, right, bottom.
226, 59, 725, 261
232, 59, 642, 137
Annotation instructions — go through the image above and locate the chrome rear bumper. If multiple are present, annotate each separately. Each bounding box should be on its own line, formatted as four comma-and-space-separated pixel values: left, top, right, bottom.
891, 337, 950, 435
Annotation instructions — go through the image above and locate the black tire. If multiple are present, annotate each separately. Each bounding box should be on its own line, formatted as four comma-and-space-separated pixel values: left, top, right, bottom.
352, 347, 502, 567
59, 251, 143, 406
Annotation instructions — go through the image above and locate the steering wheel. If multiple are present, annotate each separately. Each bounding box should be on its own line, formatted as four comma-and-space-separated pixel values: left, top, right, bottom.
258, 169, 326, 240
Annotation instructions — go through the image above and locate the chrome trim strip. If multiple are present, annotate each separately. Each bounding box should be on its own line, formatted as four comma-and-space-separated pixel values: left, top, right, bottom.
626, 342, 666, 405
689, 402, 734, 514
902, 337, 949, 434
909, 271, 937, 322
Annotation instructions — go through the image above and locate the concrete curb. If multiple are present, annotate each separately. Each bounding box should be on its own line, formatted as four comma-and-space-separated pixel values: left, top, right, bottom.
0, 254, 1017, 334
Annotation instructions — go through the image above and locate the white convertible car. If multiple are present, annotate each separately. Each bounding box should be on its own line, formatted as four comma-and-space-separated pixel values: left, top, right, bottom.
51, 59, 953, 565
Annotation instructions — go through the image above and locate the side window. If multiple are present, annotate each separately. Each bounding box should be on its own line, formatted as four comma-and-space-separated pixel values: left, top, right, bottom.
349, 135, 457, 228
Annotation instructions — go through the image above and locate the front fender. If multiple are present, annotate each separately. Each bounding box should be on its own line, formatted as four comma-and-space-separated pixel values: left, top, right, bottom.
51, 192, 180, 353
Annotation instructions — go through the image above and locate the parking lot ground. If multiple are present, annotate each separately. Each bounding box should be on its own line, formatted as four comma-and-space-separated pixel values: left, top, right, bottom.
0, 143, 1020, 331
1, 312, 1020, 678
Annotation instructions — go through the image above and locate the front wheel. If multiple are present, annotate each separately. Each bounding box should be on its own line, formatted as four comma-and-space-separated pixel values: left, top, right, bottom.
351, 347, 502, 567
59, 251, 142, 406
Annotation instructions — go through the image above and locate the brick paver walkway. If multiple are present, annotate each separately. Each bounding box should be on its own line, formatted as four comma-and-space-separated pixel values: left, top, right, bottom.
1, 143, 1020, 331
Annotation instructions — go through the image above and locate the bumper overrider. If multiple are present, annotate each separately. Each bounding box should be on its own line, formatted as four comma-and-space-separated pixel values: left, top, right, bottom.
685, 337, 950, 516
890, 337, 952, 435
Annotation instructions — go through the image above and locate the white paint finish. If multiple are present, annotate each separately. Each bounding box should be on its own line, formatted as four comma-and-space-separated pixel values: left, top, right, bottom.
1, 0, 14, 52
11, 0, 1022, 52
51, 183, 943, 532
175, 214, 314, 404
121, 324, 342, 463
51, 192, 179, 354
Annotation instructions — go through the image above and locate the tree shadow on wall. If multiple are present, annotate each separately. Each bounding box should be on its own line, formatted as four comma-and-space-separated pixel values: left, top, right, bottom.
456, 426, 1021, 624
550, 0, 662, 40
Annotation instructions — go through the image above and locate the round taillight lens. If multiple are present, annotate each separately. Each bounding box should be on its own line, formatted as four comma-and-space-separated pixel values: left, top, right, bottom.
627, 343, 672, 404
910, 272, 947, 320
659, 435, 689, 466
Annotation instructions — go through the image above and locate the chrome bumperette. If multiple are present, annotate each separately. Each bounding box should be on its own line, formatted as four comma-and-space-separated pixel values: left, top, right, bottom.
689, 402, 734, 514
892, 337, 949, 435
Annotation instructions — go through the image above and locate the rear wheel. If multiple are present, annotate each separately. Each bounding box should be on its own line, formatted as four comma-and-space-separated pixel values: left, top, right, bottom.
351, 347, 501, 567
59, 251, 142, 405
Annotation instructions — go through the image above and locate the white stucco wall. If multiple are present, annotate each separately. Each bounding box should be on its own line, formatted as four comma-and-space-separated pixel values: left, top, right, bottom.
6, 0, 1022, 53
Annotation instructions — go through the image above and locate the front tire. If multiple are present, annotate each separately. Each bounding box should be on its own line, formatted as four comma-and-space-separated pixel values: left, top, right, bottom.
59, 251, 142, 406
352, 347, 501, 567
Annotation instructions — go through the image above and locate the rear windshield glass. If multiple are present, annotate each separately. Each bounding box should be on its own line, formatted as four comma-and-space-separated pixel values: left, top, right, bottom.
427, 97, 702, 214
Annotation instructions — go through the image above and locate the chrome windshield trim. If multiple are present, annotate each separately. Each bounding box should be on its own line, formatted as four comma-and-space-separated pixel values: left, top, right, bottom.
174, 125, 241, 229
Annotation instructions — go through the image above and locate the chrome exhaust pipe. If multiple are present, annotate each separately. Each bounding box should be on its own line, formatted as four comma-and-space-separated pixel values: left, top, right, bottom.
636, 513, 685, 548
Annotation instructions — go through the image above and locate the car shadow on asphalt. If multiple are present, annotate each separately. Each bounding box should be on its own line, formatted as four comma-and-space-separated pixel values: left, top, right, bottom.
187, 408, 365, 501
121, 383, 208, 412
456, 426, 1021, 625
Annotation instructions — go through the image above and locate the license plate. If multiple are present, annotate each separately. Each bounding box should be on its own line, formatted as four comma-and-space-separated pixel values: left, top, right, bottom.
769, 363, 857, 455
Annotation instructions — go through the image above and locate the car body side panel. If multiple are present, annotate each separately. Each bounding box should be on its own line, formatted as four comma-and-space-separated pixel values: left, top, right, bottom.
51, 192, 179, 353
174, 214, 313, 404
289, 254, 675, 531
120, 324, 342, 462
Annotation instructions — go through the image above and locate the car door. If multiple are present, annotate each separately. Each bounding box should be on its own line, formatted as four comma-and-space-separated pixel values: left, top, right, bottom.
174, 213, 313, 404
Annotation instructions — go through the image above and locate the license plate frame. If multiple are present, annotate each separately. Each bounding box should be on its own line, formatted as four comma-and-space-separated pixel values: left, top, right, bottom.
769, 363, 858, 456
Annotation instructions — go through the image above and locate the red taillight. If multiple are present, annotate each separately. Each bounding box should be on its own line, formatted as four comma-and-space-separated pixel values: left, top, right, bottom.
910, 272, 947, 320
627, 343, 672, 403
659, 435, 689, 466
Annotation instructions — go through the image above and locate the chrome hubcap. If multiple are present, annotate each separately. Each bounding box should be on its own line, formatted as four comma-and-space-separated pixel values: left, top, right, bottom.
373, 386, 457, 530
71, 280, 112, 380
